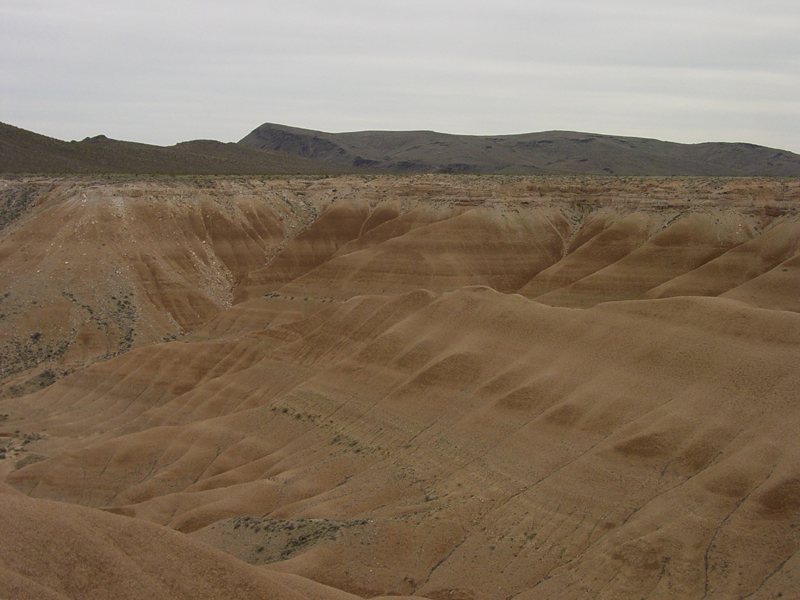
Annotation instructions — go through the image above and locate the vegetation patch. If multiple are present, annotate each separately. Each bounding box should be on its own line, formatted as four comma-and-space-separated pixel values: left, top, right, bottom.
0, 335, 71, 382
0, 431, 48, 467
0, 182, 50, 232
220, 516, 370, 565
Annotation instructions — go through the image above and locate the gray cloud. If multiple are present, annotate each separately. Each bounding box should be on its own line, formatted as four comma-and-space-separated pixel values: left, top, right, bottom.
2, 0, 798, 152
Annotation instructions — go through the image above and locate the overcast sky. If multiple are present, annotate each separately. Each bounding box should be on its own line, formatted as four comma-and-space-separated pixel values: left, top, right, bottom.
2, 0, 799, 152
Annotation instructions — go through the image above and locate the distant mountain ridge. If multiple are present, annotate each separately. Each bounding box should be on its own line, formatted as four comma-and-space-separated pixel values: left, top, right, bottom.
0, 122, 356, 175
239, 123, 800, 176
3, 121, 800, 176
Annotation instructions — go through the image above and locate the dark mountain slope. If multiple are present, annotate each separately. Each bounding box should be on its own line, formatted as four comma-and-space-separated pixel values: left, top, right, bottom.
0, 122, 357, 175
240, 123, 800, 176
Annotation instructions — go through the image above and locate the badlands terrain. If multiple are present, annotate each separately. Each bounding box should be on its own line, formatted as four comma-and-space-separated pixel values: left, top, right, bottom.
1, 173, 800, 599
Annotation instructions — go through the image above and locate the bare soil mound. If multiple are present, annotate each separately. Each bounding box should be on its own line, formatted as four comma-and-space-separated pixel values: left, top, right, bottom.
0, 484, 359, 600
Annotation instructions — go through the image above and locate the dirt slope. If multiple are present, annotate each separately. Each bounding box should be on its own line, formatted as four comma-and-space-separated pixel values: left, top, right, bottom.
0, 176, 342, 388
0, 484, 360, 600
1, 174, 800, 600
5, 288, 800, 599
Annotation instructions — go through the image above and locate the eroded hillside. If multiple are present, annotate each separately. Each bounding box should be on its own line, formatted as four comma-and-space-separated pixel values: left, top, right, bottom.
2, 174, 800, 599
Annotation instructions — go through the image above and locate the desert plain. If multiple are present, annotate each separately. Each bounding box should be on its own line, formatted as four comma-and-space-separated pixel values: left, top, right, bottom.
1, 173, 800, 599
